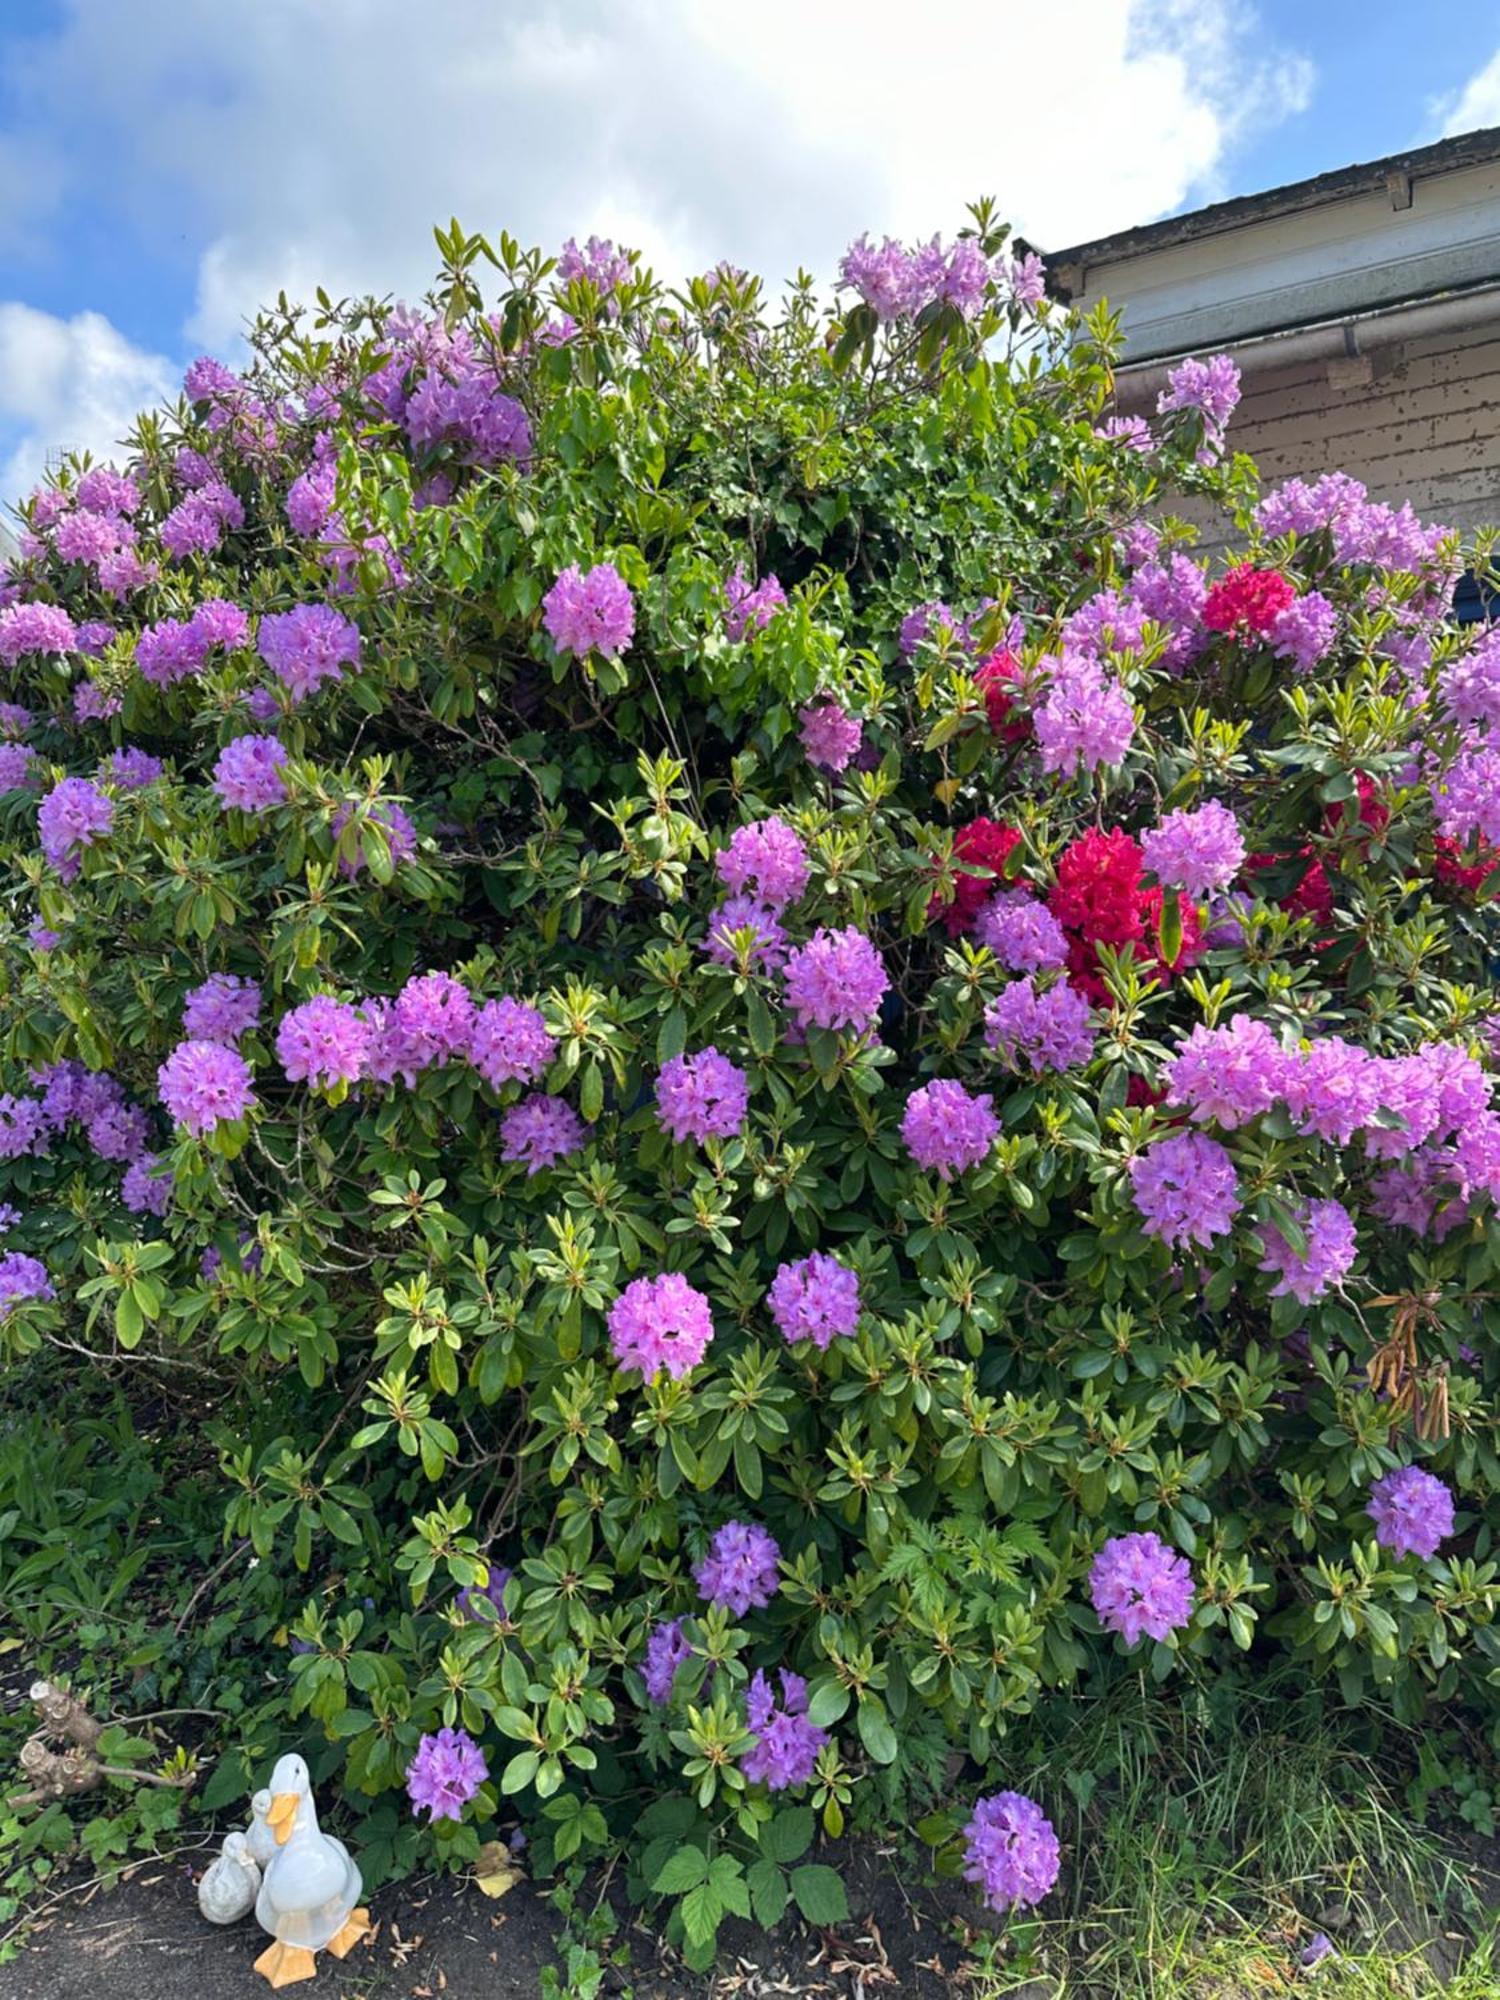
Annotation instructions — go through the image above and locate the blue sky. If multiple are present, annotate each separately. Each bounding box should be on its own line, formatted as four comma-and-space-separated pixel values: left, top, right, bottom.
2, 0, 1500, 495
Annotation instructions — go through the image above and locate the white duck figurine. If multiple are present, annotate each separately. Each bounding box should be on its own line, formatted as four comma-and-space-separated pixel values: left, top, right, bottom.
197, 1831, 262, 1924
252, 1753, 370, 1988
246, 1788, 278, 1868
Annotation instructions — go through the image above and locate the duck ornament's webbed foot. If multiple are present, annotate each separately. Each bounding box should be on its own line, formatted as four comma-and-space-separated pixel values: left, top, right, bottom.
324, 1905, 372, 1959
252, 1939, 318, 1988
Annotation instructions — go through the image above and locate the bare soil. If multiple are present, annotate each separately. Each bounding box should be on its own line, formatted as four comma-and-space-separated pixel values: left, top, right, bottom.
0, 1841, 973, 2000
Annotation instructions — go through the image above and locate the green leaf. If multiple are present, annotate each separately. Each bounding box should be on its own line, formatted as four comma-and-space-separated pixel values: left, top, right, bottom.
747, 1857, 789, 1929
652, 1845, 709, 1894
761, 1806, 814, 1865
857, 1700, 898, 1766
790, 1864, 848, 1926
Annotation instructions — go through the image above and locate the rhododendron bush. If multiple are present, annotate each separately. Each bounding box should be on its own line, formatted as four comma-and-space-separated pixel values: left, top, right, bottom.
2, 209, 1498, 1953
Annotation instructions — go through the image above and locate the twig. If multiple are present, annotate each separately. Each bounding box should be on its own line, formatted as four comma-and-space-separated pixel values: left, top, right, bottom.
170, 1537, 251, 1638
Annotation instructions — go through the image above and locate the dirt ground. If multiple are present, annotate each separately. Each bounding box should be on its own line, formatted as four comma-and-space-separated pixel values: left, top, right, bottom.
0, 1843, 973, 2000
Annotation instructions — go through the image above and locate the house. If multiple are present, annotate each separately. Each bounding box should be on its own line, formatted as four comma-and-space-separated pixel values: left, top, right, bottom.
1045, 127, 1500, 600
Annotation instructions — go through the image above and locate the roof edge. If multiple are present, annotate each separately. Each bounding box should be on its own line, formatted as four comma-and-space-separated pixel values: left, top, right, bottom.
1045, 125, 1500, 290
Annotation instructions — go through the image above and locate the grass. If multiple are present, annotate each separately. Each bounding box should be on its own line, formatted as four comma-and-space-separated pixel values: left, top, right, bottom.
955, 1678, 1497, 1998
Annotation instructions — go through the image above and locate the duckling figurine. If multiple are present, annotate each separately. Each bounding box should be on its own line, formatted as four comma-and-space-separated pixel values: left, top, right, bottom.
246, 1789, 277, 1869
197, 1831, 262, 1924
252, 1754, 370, 1987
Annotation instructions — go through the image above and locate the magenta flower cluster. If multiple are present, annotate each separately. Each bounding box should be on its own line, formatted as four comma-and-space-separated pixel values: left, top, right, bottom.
901, 1079, 1000, 1179
258, 603, 361, 702
799, 698, 863, 773
694, 1520, 780, 1616
38, 777, 114, 881
211, 735, 289, 813
656, 1048, 749, 1145
985, 977, 1094, 1075
608, 1271, 715, 1380
642, 1618, 693, 1704
157, 1040, 256, 1136
1258, 1197, 1357, 1304
962, 1792, 1061, 1913
1140, 801, 1245, 898
783, 926, 888, 1036
723, 568, 786, 642
767, 1251, 861, 1350
1129, 1132, 1241, 1249
183, 973, 262, 1045
1090, 1532, 1196, 1645
468, 997, 555, 1090
405, 1726, 488, 1823
498, 1094, 587, 1174
742, 1670, 828, 1791
542, 562, 634, 660
1367, 1466, 1454, 1560
1033, 652, 1135, 775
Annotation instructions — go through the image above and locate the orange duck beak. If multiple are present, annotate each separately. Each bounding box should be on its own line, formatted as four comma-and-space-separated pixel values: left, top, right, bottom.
267, 1791, 300, 1845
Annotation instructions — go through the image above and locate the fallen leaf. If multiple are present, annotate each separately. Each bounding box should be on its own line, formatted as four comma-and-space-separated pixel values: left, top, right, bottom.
472, 1841, 525, 1900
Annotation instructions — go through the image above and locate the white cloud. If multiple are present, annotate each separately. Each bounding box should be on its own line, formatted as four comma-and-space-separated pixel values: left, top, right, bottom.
0, 304, 175, 499
3, 0, 1315, 360
1431, 47, 1500, 136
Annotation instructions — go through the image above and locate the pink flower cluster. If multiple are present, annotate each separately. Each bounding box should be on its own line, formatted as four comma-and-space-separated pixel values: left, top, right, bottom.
985, 977, 1094, 1075
901, 1079, 1000, 1178
542, 562, 634, 660
962, 1792, 1061, 1913
783, 926, 888, 1037
767, 1251, 861, 1350
1129, 1132, 1240, 1249
656, 1048, 749, 1144
1257, 1197, 1357, 1304
1089, 1531, 1195, 1644
609, 1271, 715, 1380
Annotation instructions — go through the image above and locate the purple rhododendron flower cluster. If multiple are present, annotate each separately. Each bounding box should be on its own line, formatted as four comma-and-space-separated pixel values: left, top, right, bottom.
498, 1094, 587, 1174
1269, 588, 1339, 672
0, 1251, 55, 1316
1141, 801, 1246, 898
557, 234, 634, 297
742, 1670, 828, 1790
976, 891, 1069, 973
723, 568, 786, 641
783, 926, 888, 1036
1367, 1465, 1454, 1559
542, 562, 634, 660
258, 603, 361, 702
1129, 1132, 1241, 1249
183, 973, 262, 1045
0, 601, 77, 661
839, 232, 1012, 322
715, 817, 809, 908
1156, 353, 1242, 452
799, 698, 863, 772
405, 1727, 488, 1822
468, 997, 555, 1090
121, 1153, 173, 1217
394, 971, 475, 1067
277, 996, 373, 1088
703, 895, 788, 971
212, 735, 289, 812
767, 1251, 861, 1350
105, 747, 164, 790
1259, 1196, 1358, 1303
0, 744, 34, 790
1032, 652, 1134, 774
962, 1792, 1061, 1913
38, 777, 114, 881
1164, 1016, 1285, 1129
608, 1271, 714, 1380
985, 976, 1094, 1074
902, 1079, 1000, 1178
157, 1040, 256, 1135
695, 1520, 780, 1616
642, 1618, 693, 1705
656, 1048, 749, 1144
1089, 1531, 1195, 1645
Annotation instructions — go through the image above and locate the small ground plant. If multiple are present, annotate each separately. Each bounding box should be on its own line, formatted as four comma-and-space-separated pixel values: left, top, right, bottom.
0, 211, 1496, 1969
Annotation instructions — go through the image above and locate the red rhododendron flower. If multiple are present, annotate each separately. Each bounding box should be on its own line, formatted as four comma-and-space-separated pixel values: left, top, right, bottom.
928, 817, 1023, 936
1434, 834, 1499, 894
1246, 849, 1335, 928
1049, 828, 1202, 1001
1202, 566, 1297, 639
974, 648, 1030, 743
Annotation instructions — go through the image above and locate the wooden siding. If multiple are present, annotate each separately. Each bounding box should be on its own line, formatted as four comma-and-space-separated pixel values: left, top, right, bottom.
1122, 319, 1500, 540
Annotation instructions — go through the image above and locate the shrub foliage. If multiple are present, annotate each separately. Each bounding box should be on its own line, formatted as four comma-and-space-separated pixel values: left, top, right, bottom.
1, 211, 1498, 1954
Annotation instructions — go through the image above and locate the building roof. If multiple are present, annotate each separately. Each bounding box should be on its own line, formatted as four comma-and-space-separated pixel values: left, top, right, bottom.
1046, 126, 1500, 286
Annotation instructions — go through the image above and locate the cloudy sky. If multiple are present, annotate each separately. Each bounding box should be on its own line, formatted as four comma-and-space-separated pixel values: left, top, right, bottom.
1, 0, 1499, 496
